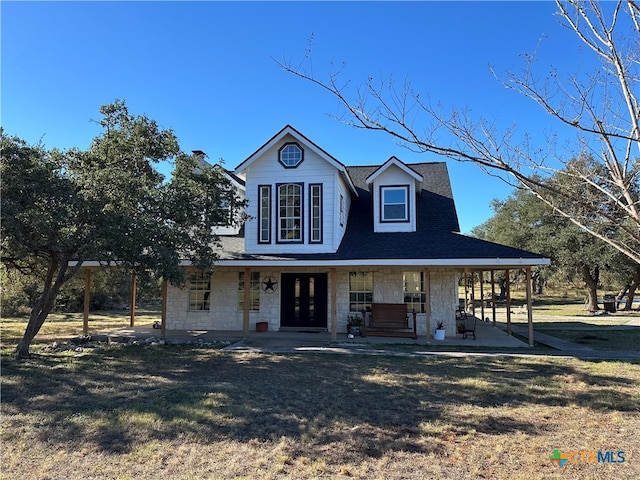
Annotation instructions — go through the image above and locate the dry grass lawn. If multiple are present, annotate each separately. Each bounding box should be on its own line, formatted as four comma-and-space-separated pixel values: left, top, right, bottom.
0, 309, 161, 347
2, 342, 639, 480
533, 326, 640, 351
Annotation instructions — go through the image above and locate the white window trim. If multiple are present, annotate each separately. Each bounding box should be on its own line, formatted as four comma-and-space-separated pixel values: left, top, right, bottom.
349, 271, 373, 312
380, 185, 410, 223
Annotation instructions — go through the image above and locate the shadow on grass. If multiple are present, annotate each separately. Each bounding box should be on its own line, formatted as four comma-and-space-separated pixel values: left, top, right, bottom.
2, 347, 639, 459
536, 327, 640, 351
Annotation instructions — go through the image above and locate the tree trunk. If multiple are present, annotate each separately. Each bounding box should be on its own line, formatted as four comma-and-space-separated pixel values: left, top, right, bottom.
582, 264, 600, 312
625, 267, 640, 311
531, 271, 544, 295
627, 284, 638, 311
616, 284, 630, 310
16, 305, 53, 359
497, 276, 507, 301
15, 255, 74, 359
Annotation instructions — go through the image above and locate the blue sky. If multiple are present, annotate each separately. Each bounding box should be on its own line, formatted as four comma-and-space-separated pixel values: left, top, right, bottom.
2, 1, 587, 233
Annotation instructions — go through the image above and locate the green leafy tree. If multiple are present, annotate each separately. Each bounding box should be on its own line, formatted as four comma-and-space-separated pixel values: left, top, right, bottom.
472, 182, 618, 311
471, 187, 553, 297
1, 101, 247, 358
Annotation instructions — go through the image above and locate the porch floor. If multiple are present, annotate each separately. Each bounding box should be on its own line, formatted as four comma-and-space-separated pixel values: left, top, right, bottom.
96, 316, 529, 350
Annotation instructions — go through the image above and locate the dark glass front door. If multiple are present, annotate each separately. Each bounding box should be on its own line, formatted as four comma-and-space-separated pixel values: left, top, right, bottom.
280, 273, 328, 328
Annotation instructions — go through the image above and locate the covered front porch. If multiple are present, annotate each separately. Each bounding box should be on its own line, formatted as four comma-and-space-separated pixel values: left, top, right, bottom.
79, 262, 546, 348
95, 313, 529, 349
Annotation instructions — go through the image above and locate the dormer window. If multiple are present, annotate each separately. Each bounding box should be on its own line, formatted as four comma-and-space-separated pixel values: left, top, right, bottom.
381, 185, 409, 222
365, 157, 420, 233
278, 143, 303, 168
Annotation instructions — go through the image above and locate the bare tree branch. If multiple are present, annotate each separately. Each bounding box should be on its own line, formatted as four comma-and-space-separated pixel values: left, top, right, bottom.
275, 0, 640, 264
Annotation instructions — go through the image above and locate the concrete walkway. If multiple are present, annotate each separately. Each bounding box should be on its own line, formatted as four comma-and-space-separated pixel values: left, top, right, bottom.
95, 317, 640, 360
99, 315, 527, 348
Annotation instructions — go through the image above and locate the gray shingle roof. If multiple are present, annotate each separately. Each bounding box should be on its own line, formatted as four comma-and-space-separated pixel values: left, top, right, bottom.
216, 161, 547, 264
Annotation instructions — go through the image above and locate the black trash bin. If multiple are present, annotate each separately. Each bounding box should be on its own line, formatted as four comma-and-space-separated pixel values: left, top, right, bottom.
603, 294, 616, 313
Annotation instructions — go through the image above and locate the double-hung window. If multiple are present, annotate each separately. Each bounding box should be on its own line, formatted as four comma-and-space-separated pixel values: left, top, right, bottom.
403, 272, 426, 313
278, 183, 303, 242
258, 185, 271, 243
349, 272, 373, 312
309, 184, 322, 243
188, 271, 211, 311
381, 185, 409, 222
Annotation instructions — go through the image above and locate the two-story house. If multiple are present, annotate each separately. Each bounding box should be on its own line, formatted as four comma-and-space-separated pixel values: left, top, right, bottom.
164, 125, 549, 339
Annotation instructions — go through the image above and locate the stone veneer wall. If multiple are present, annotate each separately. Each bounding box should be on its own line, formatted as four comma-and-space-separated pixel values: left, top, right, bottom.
166, 267, 459, 335
165, 268, 280, 331
427, 270, 459, 336
337, 268, 459, 337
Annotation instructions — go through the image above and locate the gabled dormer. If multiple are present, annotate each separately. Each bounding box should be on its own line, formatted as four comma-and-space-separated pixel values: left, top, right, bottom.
235, 125, 358, 254
366, 157, 423, 233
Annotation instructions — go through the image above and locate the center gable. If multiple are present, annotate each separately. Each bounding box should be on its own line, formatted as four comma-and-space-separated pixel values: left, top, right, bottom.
234, 125, 357, 255
235, 125, 357, 196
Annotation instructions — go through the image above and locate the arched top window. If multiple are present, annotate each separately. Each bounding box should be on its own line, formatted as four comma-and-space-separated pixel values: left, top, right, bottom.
278, 183, 303, 242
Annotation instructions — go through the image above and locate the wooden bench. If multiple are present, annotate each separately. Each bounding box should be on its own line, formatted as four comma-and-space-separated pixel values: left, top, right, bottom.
362, 303, 417, 339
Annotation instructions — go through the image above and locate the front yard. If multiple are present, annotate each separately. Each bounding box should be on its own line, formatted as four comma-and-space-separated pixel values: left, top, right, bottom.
2, 344, 639, 480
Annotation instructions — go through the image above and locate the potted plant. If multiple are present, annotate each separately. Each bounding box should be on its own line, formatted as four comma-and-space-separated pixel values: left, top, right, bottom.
434, 321, 446, 341
256, 321, 269, 332
347, 314, 362, 336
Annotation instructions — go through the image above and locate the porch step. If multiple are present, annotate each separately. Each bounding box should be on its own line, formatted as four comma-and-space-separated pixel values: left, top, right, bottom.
370, 322, 411, 329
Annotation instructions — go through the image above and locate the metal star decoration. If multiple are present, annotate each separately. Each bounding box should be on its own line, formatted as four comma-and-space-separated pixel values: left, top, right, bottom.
261, 276, 278, 293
